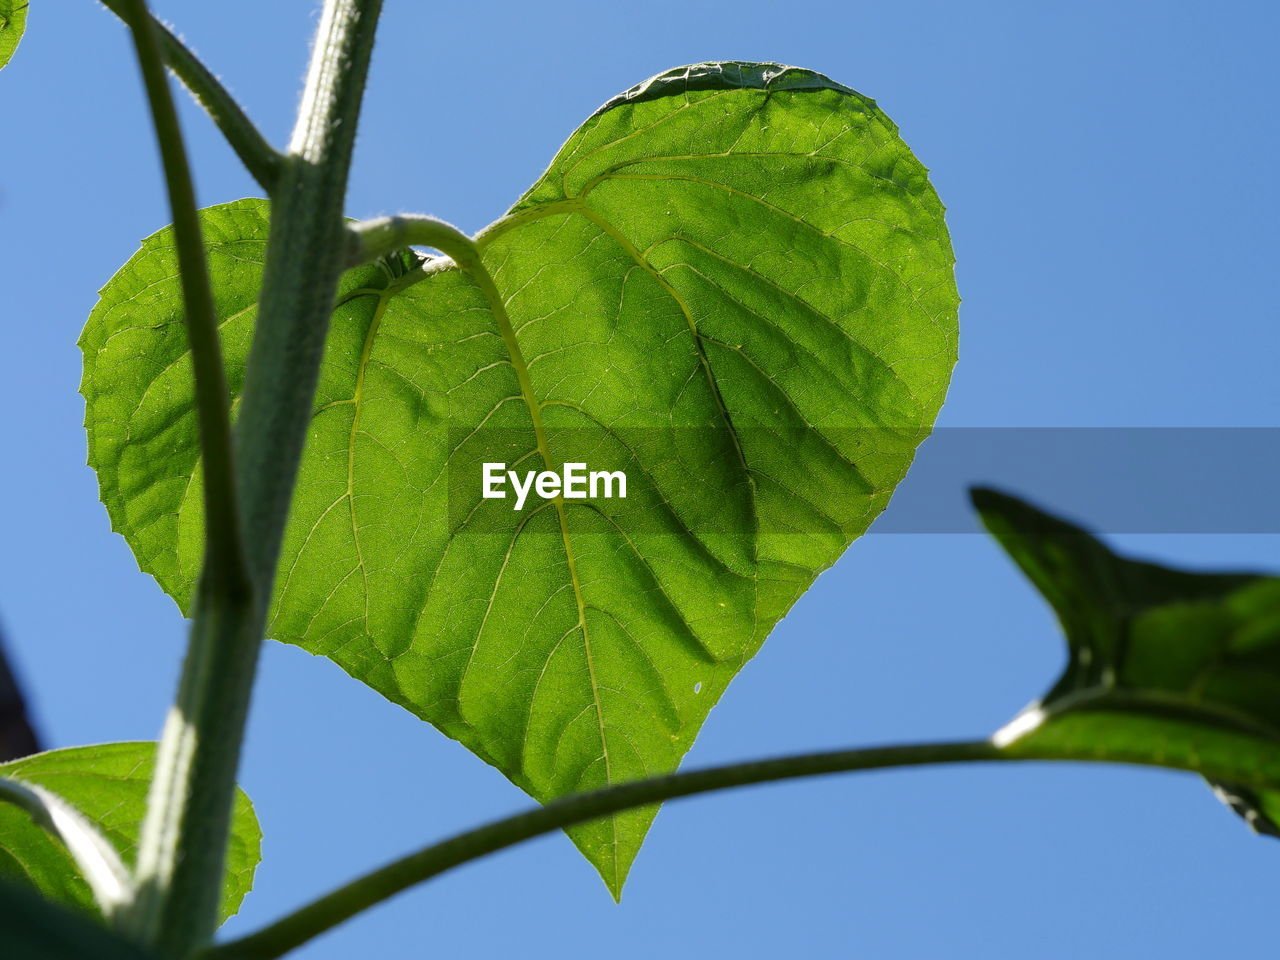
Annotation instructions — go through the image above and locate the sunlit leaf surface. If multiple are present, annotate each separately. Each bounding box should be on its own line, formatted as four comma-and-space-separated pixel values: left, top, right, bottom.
82, 63, 959, 893
0, 743, 260, 921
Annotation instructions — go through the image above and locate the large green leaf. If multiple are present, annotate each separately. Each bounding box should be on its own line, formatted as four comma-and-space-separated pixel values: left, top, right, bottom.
0, 0, 25, 70
0, 743, 261, 922
975, 488, 1280, 830
81, 62, 959, 893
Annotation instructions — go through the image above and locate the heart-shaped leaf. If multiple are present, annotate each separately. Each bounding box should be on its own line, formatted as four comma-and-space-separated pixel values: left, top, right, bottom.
0, 743, 261, 922
975, 488, 1280, 831
81, 62, 959, 893
0, 0, 25, 70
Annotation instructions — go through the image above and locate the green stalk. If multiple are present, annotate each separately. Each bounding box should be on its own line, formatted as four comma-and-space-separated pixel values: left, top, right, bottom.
114, 0, 254, 950
235, 0, 381, 593
0, 776, 135, 920
209, 740, 1004, 959
121, 1, 383, 954
99, 0, 282, 192
345, 214, 476, 269
209, 716, 1280, 960
112, 0, 245, 593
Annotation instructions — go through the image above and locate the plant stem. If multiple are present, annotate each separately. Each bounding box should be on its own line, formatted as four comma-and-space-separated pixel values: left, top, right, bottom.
99, 0, 283, 192
345, 214, 476, 269
0, 776, 135, 919
114, 0, 252, 944
209, 740, 1003, 959
236, 0, 382, 591
122, 1, 383, 954
112, 0, 247, 598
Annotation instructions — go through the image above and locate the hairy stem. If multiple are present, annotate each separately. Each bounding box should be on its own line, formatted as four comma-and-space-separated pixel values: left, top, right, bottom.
236, 0, 382, 591
344, 215, 506, 324
209, 740, 1004, 959
120, 0, 383, 954
0, 776, 135, 919
345, 214, 476, 269
99, 0, 282, 191
111, 0, 247, 597
117, 2, 255, 945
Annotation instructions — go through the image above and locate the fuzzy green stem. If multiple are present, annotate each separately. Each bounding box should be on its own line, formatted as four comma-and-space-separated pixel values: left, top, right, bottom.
110, 0, 247, 597
210, 720, 1280, 960
209, 740, 1004, 960
114, 1, 253, 944
235, 0, 382, 590
99, 0, 282, 191
0, 776, 135, 919
345, 214, 476, 269
120, 0, 382, 954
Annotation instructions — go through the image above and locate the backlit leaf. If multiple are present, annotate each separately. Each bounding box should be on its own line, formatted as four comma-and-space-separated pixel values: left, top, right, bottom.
0, 0, 26, 70
81, 63, 959, 894
0, 743, 261, 922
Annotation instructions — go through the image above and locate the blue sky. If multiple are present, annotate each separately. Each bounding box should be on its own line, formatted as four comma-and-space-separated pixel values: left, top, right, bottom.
2, 1, 1278, 957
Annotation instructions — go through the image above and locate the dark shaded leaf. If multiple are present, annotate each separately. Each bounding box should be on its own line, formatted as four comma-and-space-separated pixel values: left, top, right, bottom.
0, 878, 156, 960
975, 487, 1280, 832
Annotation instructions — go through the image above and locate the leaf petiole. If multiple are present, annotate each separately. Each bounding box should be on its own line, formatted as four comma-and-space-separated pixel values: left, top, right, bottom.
98, 0, 282, 191
0, 776, 135, 920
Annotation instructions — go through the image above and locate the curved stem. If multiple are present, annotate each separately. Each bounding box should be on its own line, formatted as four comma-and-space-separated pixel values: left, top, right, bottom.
99, 0, 282, 191
118, 0, 383, 954
112, 0, 253, 950
0, 777, 134, 920
209, 740, 1003, 960
344, 216, 508, 334
345, 214, 477, 270
111, 0, 247, 600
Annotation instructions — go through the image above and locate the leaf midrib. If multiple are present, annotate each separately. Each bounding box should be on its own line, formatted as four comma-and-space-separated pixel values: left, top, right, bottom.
346, 289, 394, 634
463, 260, 622, 887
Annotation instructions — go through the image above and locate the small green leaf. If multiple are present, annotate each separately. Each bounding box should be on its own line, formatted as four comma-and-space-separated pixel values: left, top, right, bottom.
974, 487, 1280, 830
0, 0, 27, 70
0, 743, 261, 922
81, 63, 959, 894
0, 774, 133, 918
0, 878, 157, 960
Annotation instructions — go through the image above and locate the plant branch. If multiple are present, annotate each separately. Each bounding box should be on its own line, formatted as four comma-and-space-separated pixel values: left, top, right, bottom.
210, 721, 1280, 960
113, 0, 254, 950
345, 214, 476, 269
119, 0, 383, 954
111, 0, 247, 598
99, 0, 282, 191
0, 777, 135, 920
344, 215, 511, 337
209, 740, 1004, 959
